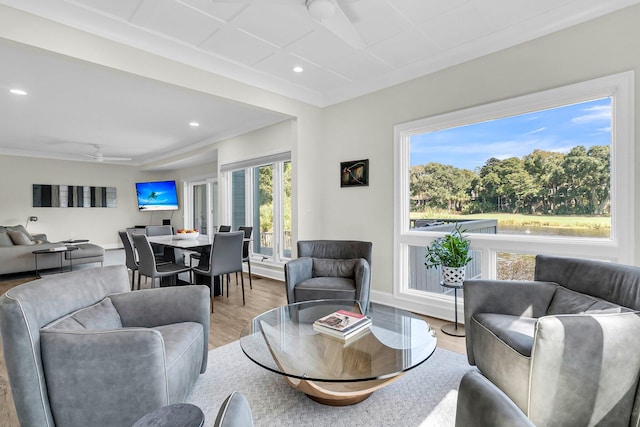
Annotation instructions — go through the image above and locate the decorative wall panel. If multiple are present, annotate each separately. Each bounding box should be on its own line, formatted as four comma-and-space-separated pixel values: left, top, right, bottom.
33, 184, 116, 207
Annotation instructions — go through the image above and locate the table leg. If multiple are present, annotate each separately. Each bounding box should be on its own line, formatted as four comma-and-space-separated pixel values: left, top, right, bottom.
35, 253, 40, 278
441, 287, 465, 337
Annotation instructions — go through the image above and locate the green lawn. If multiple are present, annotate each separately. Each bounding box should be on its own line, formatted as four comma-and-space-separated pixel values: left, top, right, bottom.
411, 212, 610, 230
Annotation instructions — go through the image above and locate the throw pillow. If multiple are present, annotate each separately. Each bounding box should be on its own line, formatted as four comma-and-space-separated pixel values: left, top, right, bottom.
7, 229, 35, 245
0, 231, 14, 247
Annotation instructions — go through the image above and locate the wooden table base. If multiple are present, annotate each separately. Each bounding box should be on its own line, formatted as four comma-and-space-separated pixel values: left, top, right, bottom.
285, 373, 405, 406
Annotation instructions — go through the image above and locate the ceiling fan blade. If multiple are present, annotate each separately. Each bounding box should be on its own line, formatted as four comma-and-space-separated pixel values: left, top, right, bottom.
101, 156, 132, 161
318, 2, 365, 49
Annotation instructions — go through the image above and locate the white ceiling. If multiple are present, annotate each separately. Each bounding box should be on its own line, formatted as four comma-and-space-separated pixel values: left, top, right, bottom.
1, 0, 639, 169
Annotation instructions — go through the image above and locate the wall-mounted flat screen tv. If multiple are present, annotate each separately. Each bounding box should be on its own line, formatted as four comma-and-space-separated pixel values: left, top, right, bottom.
135, 180, 179, 211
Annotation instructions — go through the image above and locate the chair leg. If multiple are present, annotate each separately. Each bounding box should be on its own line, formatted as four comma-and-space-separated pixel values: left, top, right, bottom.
226, 274, 230, 298
247, 260, 252, 289
241, 271, 245, 305
131, 270, 135, 290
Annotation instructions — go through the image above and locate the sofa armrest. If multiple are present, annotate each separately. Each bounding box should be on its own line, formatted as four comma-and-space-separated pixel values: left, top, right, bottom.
284, 257, 313, 303
110, 285, 210, 373
528, 312, 640, 426
463, 279, 557, 364
456, 370, 534, 427
40, 328, 170, 426
353, 258, 371, 309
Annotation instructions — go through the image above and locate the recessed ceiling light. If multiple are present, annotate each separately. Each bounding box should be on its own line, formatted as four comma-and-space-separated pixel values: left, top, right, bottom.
9, 89, 27, 96
189, 122, 200, 127
293, 66, 304, 73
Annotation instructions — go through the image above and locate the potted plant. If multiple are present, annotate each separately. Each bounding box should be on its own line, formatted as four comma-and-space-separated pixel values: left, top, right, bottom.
424, 223, 472, 286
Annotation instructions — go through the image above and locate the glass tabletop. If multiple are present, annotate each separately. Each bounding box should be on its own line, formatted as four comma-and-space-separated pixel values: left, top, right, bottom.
239, 299, 437, 383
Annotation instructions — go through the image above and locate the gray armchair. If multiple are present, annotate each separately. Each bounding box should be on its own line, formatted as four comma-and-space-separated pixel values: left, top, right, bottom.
0, 265, 210, 427
284, 240, 372, 308
461, 255, 640, 426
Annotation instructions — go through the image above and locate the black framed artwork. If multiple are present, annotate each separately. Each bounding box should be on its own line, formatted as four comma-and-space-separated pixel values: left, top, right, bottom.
340, 159, 369, 187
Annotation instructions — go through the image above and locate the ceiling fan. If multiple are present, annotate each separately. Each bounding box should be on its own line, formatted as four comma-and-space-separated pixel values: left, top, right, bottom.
79, 145, 132, 162
215, 0, 365, 49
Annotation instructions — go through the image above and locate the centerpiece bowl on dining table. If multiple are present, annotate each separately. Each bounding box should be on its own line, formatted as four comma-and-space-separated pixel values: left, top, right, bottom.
174, 230, 200, 240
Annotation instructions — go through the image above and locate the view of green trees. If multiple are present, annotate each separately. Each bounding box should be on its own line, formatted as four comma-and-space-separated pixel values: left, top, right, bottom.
258, 162, 292, 233
410, 145, 610, 216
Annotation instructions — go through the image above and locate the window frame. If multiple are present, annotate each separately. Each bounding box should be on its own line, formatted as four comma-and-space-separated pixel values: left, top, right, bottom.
393, 71, 634, 309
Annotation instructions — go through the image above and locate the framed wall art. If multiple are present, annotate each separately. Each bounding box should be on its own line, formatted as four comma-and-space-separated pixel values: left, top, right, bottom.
33, 184, 117, 208
340, 159, 369, 187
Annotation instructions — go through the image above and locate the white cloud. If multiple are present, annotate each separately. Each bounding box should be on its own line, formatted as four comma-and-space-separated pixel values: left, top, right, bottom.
571, 105, 611, 124
528, 127, 546, 135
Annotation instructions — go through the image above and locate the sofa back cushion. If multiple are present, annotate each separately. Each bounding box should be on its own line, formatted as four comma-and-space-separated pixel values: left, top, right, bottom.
44, 298, 123, 330
547, 288, 628, 315
312, 258, 357, 278
535, 255, 640, 310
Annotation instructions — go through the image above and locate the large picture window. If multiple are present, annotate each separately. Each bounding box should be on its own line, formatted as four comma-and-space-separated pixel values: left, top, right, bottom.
394, 72, 634, 313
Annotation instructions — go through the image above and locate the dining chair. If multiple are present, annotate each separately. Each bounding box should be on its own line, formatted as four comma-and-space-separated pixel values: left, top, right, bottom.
192, 231, 245, 312
118, 230, 139, 290
218, 225, 231, 232
145, 225, 175, 262
237, 226, 253, 290
132, 234, 192, 288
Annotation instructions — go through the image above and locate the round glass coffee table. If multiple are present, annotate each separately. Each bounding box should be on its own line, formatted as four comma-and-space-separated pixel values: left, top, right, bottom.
240, 299, 437, 406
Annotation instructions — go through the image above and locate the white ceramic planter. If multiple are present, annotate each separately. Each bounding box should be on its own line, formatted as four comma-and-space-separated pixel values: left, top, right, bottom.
442, 266, 466, 286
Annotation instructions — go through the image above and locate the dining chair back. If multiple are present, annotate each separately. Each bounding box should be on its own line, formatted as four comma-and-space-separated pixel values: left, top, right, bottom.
131, 234, 191, 288
193, 231, 245, 311
118, 230, 139, 290
145, 225, 174, 262
238, 226, 253, 289
218, 225, 231, 232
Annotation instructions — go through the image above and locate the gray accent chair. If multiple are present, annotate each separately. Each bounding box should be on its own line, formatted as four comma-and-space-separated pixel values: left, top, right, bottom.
213, 391, 254, 427
461, 255, 640, 427
0, 265, 210, 427
284, 240, 372, 308
455, 370, 534, 427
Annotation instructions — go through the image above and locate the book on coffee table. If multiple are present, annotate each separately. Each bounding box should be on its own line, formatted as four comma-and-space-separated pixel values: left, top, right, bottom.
313, 309, 371, 340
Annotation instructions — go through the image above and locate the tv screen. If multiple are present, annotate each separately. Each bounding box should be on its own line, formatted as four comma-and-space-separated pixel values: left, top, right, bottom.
135, 180, 179, 211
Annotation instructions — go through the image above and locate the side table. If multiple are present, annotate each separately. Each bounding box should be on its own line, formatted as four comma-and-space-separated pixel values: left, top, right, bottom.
32, 246, 79, 278
440, 282, 465, 337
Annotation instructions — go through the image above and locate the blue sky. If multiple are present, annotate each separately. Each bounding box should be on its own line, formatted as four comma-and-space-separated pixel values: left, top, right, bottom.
410, 97, 612, 171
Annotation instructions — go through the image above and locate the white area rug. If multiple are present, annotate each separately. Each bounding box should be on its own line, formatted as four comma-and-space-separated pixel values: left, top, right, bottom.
187, 341, 472, 427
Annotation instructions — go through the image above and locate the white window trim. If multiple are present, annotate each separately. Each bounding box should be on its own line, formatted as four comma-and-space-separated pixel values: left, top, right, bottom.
392, 71, 635, 320
183, 177, 217, 235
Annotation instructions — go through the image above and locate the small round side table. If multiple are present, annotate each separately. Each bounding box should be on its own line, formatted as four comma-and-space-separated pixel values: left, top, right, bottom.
440, 282, 465, 337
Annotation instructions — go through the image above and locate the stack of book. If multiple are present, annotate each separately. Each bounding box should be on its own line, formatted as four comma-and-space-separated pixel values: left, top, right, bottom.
313, 309, 372, 341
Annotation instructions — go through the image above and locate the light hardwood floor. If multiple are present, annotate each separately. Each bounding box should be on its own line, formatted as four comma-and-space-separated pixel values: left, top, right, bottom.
0, 272, 466, 427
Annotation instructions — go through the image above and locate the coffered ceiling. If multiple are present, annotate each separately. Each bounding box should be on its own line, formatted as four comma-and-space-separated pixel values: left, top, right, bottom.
1, 0, 638, 169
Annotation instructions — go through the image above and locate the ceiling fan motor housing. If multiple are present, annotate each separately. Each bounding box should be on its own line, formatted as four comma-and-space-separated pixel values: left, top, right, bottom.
307, 0, 336, 21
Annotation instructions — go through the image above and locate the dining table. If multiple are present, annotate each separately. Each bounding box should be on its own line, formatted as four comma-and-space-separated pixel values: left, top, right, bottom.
146, 234, 249, 294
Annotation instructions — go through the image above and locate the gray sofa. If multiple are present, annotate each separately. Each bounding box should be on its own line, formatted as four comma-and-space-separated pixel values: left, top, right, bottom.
0, 225, 104, 275
458, 255, 640, 426
0, 265, 210, 427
